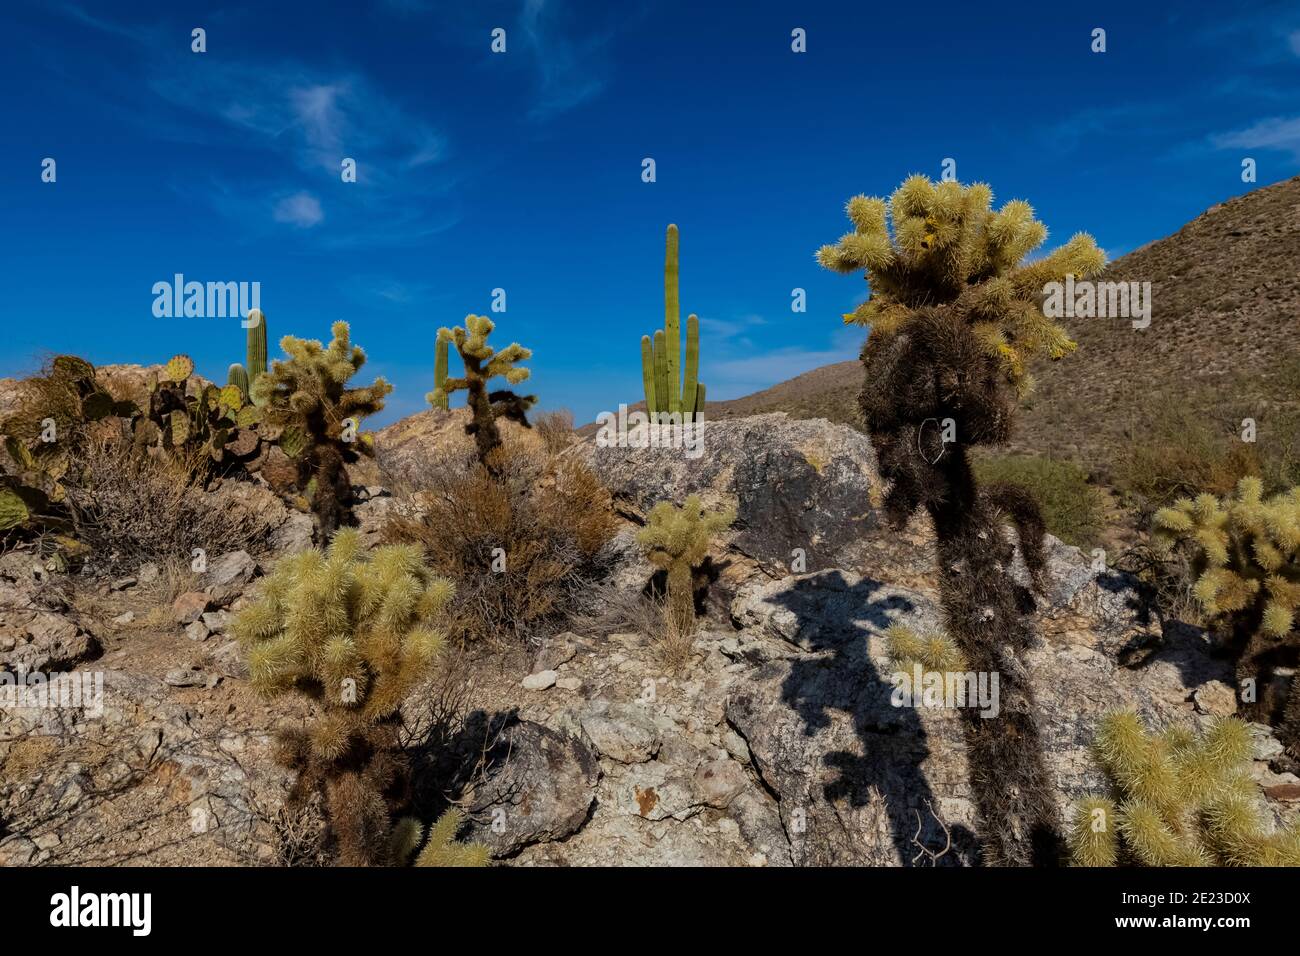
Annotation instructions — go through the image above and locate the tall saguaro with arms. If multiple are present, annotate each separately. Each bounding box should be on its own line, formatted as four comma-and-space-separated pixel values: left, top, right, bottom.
641, 224, 705, 419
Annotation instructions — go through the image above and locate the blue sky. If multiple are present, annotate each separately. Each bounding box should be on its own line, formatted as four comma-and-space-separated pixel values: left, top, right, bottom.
3, 0, 1299, 425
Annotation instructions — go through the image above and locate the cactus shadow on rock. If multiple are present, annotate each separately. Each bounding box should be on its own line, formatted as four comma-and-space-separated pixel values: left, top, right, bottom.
764, 571, 979, 866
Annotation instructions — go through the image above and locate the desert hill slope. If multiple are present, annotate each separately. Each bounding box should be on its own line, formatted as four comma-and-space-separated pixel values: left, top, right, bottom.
703, 176, 1300, 480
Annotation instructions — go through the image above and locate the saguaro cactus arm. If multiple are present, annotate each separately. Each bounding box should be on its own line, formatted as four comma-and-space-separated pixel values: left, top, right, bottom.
683, 313, 700, 419
652, 330, 669, 417
640, 335, 657, 414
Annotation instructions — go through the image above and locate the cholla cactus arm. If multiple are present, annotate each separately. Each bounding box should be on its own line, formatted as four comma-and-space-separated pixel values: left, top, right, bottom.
1069, 796, 1119, 867
413, 808, 490, 867
883, 623, 966, 672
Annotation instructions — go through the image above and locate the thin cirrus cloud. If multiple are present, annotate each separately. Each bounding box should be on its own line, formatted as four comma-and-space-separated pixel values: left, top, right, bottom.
272, 192, 325, 228
1212, 115, 1300, 161
46, 4, 455, 241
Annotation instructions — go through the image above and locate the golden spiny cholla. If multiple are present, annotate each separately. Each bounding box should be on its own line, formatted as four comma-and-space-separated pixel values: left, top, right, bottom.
817, 175, 1105, 395
235, 528, 485, 866
1071, 712, 1299, 866
1154, 476, 1300, 755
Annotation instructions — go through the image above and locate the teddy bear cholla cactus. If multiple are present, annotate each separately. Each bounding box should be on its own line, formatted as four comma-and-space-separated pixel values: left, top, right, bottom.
427, 314, 536, 472
1154, 477, 1300, 757
818, 176, 1106, 865
1070, 712, 1300, 867
638, 495, 735, 635
818, 175, 1103, 396
234, 528, 484, 866
253, 321, 392, 534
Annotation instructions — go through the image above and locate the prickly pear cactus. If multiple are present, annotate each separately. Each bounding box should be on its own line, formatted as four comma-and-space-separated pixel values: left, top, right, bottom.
164, 354, 195, 383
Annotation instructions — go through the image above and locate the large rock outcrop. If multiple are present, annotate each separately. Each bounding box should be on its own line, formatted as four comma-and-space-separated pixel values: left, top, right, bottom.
577, 413, 893, 575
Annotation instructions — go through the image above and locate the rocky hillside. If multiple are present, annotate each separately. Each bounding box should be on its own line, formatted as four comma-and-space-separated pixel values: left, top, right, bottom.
3, 412, 1297, 866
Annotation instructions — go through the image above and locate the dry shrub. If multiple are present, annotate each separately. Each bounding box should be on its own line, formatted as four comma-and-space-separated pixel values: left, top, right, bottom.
383, 437, 617, 648
1112, 541, 1204, 628
1116, 406, 1259, 515
1111, 388, 1300, 519
65, 431, 272, 574
569, 583, 696, 673
533, 409, 576, 455
651, 595, 696, 673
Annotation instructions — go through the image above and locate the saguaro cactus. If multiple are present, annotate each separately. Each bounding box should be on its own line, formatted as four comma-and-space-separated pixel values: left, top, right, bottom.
227, 363, 250, 398
247, 309, 268, 399
818, 175, 1106, 865
640, 224, 705, 418
427, 314, 535, 472
228, 309, 270, 405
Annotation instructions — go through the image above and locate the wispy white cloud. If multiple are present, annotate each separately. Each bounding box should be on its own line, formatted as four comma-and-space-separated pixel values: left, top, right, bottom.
44, 4, 456, 242
156, 64, 448, 184
697, 313, 767, 350
272, 192, 324, 228
337, 274, 457, 308
1211, 115, 1300, 160
517, 0, 632, 121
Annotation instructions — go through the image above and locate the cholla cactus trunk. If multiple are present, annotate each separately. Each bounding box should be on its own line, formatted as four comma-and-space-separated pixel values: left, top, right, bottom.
665, 561, 696, 634
465, 364, 501, 464
927, 449, 1062, 866
298, 439, 353, 537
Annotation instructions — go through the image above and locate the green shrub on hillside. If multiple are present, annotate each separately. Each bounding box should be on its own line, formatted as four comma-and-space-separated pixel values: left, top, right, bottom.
974, 454, 1104, 547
